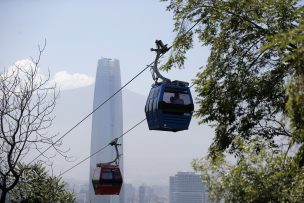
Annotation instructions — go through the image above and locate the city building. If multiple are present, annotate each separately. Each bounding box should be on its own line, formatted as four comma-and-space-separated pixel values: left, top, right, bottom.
88, 58, 123, 203
169, 172, 207, 203
137, 185, 169, 203
139, 185, 146, 203
124, 184, 136, 203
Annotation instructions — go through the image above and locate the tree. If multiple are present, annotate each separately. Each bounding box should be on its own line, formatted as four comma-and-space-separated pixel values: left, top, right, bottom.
193, 137, 304, 203
9, 163, 76, 203
0, 45, 63, 202
161, 0, 303, 156
162, 0, 303, 201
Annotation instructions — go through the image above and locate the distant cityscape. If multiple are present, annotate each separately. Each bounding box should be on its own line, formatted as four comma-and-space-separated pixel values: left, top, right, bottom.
68, 171, 210, 203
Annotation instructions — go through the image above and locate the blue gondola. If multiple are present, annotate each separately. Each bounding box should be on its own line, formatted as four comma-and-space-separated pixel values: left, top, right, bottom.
145, 40, 194, 132
145, 80, 194, 132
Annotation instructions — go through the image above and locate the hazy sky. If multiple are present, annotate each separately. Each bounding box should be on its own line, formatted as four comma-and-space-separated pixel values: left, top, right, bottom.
0, 0, 209, 94
0, 0, 212, 186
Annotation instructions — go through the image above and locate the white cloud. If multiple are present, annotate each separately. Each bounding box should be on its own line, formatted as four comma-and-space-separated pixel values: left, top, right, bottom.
50, 71, 95, 91
1, 59, 46, 92
3, 59, 95, 91
10, 59, 34, 72
6, 59, 45, 81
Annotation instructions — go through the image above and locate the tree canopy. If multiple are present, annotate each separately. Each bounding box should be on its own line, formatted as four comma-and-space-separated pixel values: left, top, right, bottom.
162, 0, 304, 156
193, 137, 304, 202
162, 0, 303, 202
10, 163, 75, 203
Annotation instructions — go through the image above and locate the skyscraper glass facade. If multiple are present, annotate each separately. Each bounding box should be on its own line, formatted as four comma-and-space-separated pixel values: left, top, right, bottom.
89, 58, 123, 203
170, 172, 206, 203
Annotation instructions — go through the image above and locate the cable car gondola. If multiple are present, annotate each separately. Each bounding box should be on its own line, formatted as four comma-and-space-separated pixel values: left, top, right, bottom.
145, 80, 194, 132
145, 40, 194, 132
92, 139, 123, 195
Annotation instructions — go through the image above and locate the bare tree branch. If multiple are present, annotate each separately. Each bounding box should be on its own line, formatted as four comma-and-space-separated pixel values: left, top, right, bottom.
0, 43, 68, 202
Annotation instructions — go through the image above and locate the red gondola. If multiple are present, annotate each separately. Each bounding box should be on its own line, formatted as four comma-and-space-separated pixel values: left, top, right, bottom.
91, 139, 123, 195
92, 163, 122, 195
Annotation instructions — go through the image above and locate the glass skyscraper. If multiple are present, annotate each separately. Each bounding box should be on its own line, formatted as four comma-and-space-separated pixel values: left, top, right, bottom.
170, 172, 207, 203
89, 58, 123, 203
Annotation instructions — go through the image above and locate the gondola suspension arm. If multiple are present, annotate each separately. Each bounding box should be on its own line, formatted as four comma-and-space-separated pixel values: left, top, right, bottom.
150, 40, 171, 83
96, 138, 121, 166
